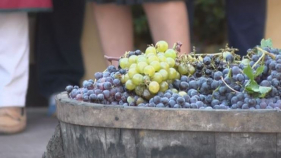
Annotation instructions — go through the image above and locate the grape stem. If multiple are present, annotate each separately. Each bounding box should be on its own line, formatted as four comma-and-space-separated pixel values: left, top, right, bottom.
251, 47, 276, 69
104, 55, 120, 61
191, 52, 223, 56
252, 51, 265, 69
220, 76, 239, 93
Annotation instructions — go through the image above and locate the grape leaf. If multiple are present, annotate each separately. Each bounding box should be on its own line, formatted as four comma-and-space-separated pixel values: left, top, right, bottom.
245, 80, 259, 93
243, 65, 254, 80
254, 65, 264, 78
244, 65, 272, 98
261, 38, 273, 48
259, 86, 272, 98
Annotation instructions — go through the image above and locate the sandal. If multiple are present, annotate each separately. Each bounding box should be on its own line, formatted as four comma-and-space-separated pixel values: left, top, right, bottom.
0, 107, 26, 134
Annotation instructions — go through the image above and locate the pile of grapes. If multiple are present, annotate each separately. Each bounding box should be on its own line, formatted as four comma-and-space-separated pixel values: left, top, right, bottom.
66, 39, 281, 110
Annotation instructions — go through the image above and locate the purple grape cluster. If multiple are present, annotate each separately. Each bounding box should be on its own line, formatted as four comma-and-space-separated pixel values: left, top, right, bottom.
66, 65, 132, 106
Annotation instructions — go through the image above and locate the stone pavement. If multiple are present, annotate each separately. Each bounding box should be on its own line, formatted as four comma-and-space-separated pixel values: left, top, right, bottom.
0, 108, 58, 158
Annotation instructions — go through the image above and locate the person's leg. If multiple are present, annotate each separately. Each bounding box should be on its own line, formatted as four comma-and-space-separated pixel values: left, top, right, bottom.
0, 12, 29, 133
143, 1, 191, 54
36, 0, 86, 114
186, 0, 195, 44
226, 0, 266, 56
92, 3, 134, 65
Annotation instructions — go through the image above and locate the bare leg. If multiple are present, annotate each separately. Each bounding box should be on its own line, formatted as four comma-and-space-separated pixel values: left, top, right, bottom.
143, 1, 190, 54
92, 3, 134, 66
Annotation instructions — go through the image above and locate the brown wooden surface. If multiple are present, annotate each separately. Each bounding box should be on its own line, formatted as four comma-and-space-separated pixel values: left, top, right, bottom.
57, 92, 281, 133
60, 122, 280, 158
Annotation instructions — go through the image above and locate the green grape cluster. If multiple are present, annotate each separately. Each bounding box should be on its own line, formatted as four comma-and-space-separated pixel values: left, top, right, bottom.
119, 41, 179, 99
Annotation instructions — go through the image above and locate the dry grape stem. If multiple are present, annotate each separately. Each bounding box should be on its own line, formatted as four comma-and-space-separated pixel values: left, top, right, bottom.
220, 76, 239, 93
104, 55, 120, 62
252, 47, 276, 69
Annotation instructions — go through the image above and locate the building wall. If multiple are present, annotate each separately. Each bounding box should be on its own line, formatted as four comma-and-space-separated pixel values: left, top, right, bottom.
265, 0, 281, 48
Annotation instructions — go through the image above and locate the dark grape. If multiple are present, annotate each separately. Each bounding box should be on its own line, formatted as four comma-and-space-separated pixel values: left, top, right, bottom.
65, 85, 74, 93
226, 54, 234, 63
203, 56, 211, 65
89, 94, 97, 102
103, 82, 112, 90
179, 82, 189, 91
94, 72, 103, 80
176, 97, 185, 105
103, 90, 110, 99
97, 94, 104, 102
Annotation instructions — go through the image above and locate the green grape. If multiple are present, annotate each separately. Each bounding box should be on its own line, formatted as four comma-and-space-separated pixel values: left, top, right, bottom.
171, 88, 178, 93
146, 53, 155, 58
166, 79, 173, 84
159, 69, 169, 80
132, 74, 143, 85
127, 96, 135, 104
241, 58, 250, 66
125, 80, 136, 90
119, 58, 130, 69
175, 72, 180, 79
143, 75, 151, 84
128, 68, 138, 79
129, 55, 138, 64
164, 49, 177, 59
166, 57, 175, 67
159, 81, 168, 92
155, 41, 168, 52
160, 62, 170, 71
157, 52, 165, 56
178, 63, 188, 75
187, 64, 195, 75
137, 55, 147, 63
130, 63, 137, 69
150, 61, 161, 72
178, 91, 187, 96
168, 68, 177, 80
144, 65, 155, 77
145, 46, 157, 55
121, 74, 129, 84
136, 97, 145, 105
135, 85, 145, 96
152, 72, 163, 83
147, 55, 159, 64
158, 55, 167, 62
149, 81, 160, 94
137, 62, 148, 74
142, 88, 153, 100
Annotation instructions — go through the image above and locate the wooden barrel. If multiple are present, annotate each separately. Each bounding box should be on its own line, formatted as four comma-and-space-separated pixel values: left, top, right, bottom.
54, 92, 281, 158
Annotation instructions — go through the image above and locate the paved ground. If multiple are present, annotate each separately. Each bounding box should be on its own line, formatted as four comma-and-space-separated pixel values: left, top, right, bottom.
0, 108, 58, 158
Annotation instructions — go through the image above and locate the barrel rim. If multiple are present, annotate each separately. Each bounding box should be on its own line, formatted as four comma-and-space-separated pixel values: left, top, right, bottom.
56, 92, 281, 133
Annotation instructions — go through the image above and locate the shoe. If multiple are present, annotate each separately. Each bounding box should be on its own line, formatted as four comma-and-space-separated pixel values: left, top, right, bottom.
0, 107, 26, 134
47, 93, 57, 117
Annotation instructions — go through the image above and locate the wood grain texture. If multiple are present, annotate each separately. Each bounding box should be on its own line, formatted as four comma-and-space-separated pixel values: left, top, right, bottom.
43, 124, 65, 158
215, 133, 277, 158
60, 122, 216, 158
60, 122, 280, 158
57, 92, 281, 133
277, 133, 281, 158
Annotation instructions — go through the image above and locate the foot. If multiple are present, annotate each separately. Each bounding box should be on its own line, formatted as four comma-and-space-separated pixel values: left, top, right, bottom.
0, 107, 26, 134
47, 93, 57, 117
